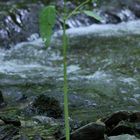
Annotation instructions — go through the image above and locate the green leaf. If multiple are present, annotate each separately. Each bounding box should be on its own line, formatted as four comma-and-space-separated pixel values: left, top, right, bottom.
39, 6, 56, 48
83, 10, 102, 22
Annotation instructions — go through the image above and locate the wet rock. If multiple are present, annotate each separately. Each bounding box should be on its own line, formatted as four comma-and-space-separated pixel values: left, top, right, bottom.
70, 122, 105, 140
31, 94, 63, 119
0, 2, 43, 48
15, 93, 27, 102
126, 0, 140, 17
0, 119, 5, 125
129, 112, 140, 122
32, 115, 56, 125
0, 90, 4, 104
0, 90, 6, 107
60, 122, 105, 140
97, 0, 140, 23
19, 134, 30, 140
100, 8, 135, 24
108, 134, 139, 140
0, 116, 21, 127
69, 119, 86, 131
108, 122, 134, 136
98, 0, 138, 24
33, 134, 44, 140
0, 124, 19, 140
66, 13, 101, 28
134, 123, 140, 134
102, 111, 140, 137
103, 111, 130, 128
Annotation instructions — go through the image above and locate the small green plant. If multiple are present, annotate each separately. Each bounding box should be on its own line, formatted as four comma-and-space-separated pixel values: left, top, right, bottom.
39, 0, 101, 139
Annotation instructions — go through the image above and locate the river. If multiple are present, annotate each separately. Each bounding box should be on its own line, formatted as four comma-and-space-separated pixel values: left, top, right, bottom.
0, 20, 140, 121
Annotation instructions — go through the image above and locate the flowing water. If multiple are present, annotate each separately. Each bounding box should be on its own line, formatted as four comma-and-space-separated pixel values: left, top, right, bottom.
1, 20, 140, 121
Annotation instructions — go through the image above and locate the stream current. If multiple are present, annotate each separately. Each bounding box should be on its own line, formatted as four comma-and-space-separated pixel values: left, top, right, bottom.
0, 20, 140, 121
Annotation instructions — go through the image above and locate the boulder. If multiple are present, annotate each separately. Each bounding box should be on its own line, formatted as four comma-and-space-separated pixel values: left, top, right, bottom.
30, 94, 63, 119
103, 111, 130, 128
102, 111, 140, 137
60, 122, 105, 140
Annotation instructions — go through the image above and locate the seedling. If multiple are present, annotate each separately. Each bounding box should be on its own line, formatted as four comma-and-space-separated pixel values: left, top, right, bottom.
39, 1, 101, 139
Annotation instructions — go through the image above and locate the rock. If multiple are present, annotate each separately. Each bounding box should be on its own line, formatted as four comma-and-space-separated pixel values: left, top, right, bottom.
20, 120, 37, 127
15, 93, 27, 102
31, 94, 63, 119
102, 111, 140, 137
108, 122, 134, 136
100, 7, 135, 24
103, 111, 130, 128
97, 0, 140, 24
134, 123, 140, 134
0, 2, 43, 48
19, 134, 29, 140
32, 115, 56, 125
129, 112, 140, 122
108, 134, 139, 140
0, 124, 19, 139
0, 119, 5, 125
60, 122, 105, 140
0, 90, 6, 107
33, 134, 44, 140
126, 0, 140, 17
0, 90, 4, 103
0, 116, 21, 127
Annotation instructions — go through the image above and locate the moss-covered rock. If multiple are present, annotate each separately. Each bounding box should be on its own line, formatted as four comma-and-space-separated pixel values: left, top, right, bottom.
24, 94, 63, 119
32, 94, 63, 119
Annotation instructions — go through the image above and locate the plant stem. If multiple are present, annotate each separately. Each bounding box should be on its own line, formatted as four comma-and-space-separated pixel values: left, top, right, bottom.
67, 0, 90, 19
63, 0, 70, 140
